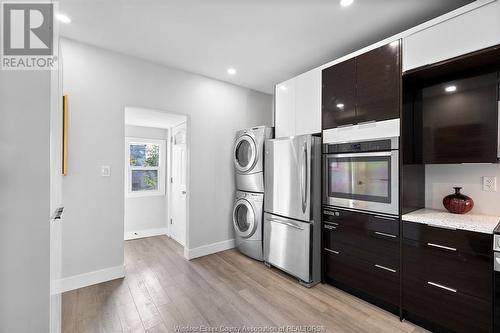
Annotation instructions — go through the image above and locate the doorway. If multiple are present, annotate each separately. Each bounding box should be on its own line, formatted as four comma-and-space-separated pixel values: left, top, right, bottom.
169, 122, 187, 245
124, 107, 188, 247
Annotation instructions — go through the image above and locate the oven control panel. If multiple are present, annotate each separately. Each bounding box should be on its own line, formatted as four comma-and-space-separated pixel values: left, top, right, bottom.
323, 138, 396, 154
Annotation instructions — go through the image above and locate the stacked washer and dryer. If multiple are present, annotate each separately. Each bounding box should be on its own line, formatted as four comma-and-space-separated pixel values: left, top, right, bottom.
232, 126, 273, 261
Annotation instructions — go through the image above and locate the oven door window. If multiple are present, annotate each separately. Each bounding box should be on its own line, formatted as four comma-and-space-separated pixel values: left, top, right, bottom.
328, 156, 391, 203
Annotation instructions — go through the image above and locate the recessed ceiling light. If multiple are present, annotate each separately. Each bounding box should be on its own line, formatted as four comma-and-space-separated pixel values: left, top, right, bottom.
340, 0, 354, 7
279, 85, 288, 91
227, 67, 237, 75
445, 85, 457, 93
390, 40, 399, 47
56, 13, 71, 24
336, 103, 345, 109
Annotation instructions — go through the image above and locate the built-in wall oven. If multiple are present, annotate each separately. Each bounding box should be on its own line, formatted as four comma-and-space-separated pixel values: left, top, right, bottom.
323, 137, 399, 216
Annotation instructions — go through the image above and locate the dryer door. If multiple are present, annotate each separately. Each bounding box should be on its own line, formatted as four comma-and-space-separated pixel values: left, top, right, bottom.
232, 199, 257, 238
234, 135, 257, 173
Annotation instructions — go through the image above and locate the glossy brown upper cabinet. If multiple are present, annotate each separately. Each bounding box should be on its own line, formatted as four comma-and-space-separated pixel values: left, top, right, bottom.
356, 43, 401, 124
322, 58, 356, 128
322, 42, 401, 130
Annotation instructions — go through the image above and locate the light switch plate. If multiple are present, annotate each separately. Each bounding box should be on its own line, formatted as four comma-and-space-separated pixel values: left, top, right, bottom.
482, 176, 497, 192
101, 165, 111, 177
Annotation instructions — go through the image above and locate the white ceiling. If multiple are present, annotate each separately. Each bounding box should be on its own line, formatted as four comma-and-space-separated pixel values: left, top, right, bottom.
125, 107, 186, 129
59, 0, 473, 94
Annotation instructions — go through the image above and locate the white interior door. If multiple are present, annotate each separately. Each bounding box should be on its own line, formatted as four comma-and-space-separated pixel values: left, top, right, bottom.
170, 122, 187, 246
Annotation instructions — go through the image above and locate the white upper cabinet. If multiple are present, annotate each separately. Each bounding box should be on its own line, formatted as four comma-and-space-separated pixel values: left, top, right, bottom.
275, 68, 321, 138
275, 78, 295, 138
403, 0, 500, 72
295, 69, 321, 136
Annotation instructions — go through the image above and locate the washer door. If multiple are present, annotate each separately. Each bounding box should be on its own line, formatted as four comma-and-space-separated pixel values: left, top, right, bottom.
233, 135, 257, 173
232, 199, 256, 238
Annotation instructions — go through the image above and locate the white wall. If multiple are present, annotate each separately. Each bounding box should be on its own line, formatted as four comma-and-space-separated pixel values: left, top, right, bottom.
426, 164, 500, 216
124, 125, 169, 238
0, 71, 51, 332
61, 38, 273, 279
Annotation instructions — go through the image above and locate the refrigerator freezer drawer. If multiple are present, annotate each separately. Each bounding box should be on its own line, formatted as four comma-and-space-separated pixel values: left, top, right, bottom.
263, 212, 311, 282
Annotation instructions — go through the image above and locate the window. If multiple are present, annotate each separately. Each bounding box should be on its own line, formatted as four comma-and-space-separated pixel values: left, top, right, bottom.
125, 138, 166, 197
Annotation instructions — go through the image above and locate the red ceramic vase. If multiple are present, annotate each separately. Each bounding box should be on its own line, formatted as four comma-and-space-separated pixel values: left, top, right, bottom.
443, 187, 474, 214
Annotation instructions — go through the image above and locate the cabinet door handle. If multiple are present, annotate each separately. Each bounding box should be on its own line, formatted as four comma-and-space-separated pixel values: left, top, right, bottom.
324, 221, 339, 226
324, 248, 339, 255
324, 224, 337, 230
427, 223, 457, 231
373, 215, 397, 221
374, 231, 397, 238
427, 281, 457, 293
427, 243, 457, 252
374, 264, 396, 273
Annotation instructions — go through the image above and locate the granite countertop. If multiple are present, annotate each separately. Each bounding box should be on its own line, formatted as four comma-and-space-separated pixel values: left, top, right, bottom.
402, 208, 500, 234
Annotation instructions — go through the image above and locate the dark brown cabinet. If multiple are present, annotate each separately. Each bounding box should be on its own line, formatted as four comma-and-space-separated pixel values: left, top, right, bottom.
322, 58, 356, 128
403, 46, 500, 164
322, 208, 400, 313
420, 72, 499, 163
356, 43, 400, 123
322, 42, 401, 130
402, 221, 493, 333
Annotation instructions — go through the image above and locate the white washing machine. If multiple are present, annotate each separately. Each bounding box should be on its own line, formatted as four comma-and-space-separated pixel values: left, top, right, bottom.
233, 126, 273, 193
232, 191, 263, 261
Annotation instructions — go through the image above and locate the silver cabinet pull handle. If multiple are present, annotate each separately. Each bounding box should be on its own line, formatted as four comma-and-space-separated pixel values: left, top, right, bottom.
427, 223, 457, 231
373, 215, 397, 221
427, 243, 457, 251
358, 120, 377, 126
324, 224, 336, 230
324, 248, 339, 255
428, 281, 457, 293
374, 231, 397, 238
337, 124, 354, 128
267, 218, 304, 230
324, 221, 339, 226
374, 264, 396, 273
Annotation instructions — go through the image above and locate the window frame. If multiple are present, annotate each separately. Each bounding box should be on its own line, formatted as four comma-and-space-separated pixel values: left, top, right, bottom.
125, 137, 166, 198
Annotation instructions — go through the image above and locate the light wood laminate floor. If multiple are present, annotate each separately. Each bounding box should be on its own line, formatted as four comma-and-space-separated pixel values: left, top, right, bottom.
62, 236, 427, 333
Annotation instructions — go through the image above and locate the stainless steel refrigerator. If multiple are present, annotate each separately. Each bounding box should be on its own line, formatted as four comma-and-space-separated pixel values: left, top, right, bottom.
263, 134, 321, 287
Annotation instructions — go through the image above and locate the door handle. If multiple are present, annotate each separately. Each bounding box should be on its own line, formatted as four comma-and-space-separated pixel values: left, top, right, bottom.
267, 218, 304, 230
374, 231, 397, 238
181, 191, 187, 194
324, 248, 339, 255
373, 215, 397, 221
374, 264, 396, 273
301, 141, 308, 214
427, 243, 456, 251
427, 281, 457, 293
324, 224, 336, 230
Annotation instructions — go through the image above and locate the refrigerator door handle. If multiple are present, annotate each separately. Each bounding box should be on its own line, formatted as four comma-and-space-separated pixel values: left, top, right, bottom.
301, 141, 307, 214
266, 218, 305, 230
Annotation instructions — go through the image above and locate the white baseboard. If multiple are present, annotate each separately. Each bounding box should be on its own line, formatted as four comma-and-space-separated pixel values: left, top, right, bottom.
124, 227, 167, 240
51, 265, 125, 294
169, 233, 185, 247
185, 239, 235, 260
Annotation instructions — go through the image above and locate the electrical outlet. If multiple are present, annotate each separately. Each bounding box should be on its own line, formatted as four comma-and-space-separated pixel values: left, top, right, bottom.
482, 176, 497, 192
101, 165, 111, 177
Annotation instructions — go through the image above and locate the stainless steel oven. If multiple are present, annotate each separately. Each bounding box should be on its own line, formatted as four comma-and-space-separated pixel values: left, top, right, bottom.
323, 137, 399, 216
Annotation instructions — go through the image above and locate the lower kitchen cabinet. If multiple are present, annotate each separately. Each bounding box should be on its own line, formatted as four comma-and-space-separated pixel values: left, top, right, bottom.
325, 250, 399, 313
402, 221, 493, 333
322, 208, 400, 313
403, 275, 492, 333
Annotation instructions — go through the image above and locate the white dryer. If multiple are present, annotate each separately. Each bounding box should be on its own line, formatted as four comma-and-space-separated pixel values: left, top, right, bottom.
233, 126, 273, 193
233, 191, 263, 261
